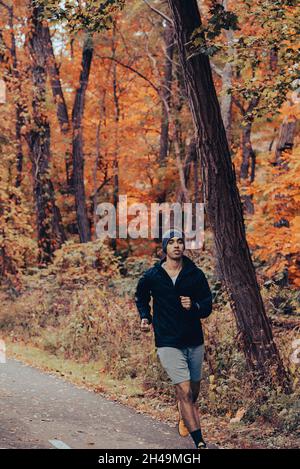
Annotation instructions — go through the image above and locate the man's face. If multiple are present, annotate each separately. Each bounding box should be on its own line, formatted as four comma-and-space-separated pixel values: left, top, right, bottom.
166, 237, 184, 260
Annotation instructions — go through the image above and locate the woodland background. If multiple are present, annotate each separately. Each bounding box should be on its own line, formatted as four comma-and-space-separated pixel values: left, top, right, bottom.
0, 0, 299, 448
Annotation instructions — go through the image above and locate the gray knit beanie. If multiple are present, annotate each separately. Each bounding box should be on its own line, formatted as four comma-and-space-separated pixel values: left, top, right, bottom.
162, 229, 185, 253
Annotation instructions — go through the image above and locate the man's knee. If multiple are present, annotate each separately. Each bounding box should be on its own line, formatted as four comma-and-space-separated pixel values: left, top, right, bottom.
176, 382, 194, 404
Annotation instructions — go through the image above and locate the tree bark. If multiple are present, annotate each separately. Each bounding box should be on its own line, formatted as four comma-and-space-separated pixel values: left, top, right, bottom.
167, 0, 290, 389
72, 35, 93, 243
27, 2, 66, 264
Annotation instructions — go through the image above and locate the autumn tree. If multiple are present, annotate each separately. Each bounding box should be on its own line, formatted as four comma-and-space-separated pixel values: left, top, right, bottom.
198, 0, 299, 213
38, 0, 125, 242
26, 1, 66, 263
167, 0, 291, 389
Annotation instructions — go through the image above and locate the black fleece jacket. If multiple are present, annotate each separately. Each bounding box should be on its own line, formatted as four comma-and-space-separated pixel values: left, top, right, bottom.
134, 255, 213, 348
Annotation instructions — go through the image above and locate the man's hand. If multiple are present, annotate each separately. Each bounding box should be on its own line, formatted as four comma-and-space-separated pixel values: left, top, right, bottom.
180, 296, 192, 310
140, 318, 151, 332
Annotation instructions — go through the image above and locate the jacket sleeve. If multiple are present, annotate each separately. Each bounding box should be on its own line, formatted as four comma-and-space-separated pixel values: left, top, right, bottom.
190, 269, 213, 319
134, 271, 153, 324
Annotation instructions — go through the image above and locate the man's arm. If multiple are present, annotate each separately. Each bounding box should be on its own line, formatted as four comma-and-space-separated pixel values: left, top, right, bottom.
134, 271, 153, 324
190, 269, 213, 319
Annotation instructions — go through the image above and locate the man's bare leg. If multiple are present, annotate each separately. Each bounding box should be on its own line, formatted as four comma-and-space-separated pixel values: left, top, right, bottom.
190, 380, 200, 403
190, 380, 201, 427
175, 380, 207, 448
175, 380, 199, 432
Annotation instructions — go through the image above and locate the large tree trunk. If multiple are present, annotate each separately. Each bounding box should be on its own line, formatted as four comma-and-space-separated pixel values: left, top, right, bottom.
167, 0, 290, 389
27, 2, 66, 264
72, 35, 93, 243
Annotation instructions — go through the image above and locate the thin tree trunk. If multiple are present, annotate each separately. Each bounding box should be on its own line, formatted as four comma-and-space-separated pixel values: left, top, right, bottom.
221, 0, 233, 147
158, 22, 175, 165
43, 26, 96, 239
240, 123, 256, 181
111, 22, 120, 251
183, 137, 196, 184
172, 61, 186, 203
210, 1, 233, 147
235, 97, 258, 184
174, 136, 189, 204
154, 22, 175, 240
270, 46, 278, 72
193, 151, 201, 203
2, 4, 26, 189
274, 115, 297, 165
167, 0, 290, 389
43, 25, 72, 189
72, 35, 93, 243
233, 95, 259, 214
15, 103, 25, 188
27, 2, 66, 264
10, 5, 25, 189
211, 60, 233, 147
92, 92, 107, 234
176, 137, 196, 203
220, 62, 233, 147
240, 121, 255, 213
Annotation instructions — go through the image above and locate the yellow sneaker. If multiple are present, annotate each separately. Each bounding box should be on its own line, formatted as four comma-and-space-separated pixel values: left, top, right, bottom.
177, 401, 189, 437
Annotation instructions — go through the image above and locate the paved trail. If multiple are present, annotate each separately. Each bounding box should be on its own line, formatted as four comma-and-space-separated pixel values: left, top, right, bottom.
0, 359, 195, 449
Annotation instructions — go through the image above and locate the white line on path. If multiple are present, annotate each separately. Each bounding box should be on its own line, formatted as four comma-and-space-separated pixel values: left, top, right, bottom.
49, 439, 71, 449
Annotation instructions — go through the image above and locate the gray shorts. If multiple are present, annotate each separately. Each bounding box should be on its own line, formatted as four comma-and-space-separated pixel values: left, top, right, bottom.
156, 344, 205, 385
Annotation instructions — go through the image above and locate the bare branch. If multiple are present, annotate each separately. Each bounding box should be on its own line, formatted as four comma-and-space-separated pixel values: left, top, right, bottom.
232, 96, 245, 115
246, 96, 260, 114
96, 54, 161, 95
0, 0, 11, 11
142, 0, 173, 24
0, 0, 19, 20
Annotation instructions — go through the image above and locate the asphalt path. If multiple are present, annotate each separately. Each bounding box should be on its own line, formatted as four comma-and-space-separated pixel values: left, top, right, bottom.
0, 359, 196, 449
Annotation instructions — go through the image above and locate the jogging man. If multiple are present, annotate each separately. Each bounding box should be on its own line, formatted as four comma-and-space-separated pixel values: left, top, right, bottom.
134, 229, 213, 449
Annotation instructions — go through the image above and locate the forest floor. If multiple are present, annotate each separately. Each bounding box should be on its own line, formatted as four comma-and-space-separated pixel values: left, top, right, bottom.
2, 338, 299, 449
